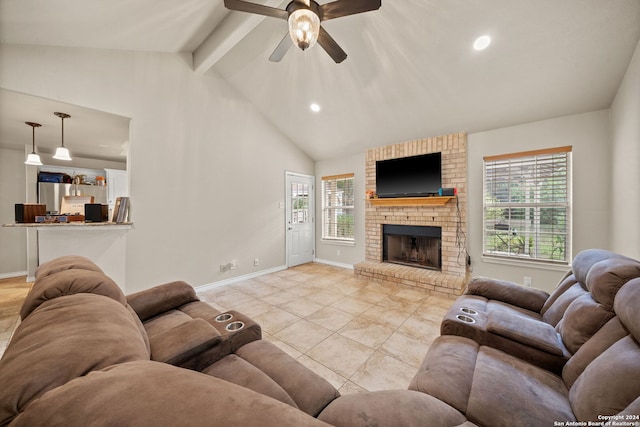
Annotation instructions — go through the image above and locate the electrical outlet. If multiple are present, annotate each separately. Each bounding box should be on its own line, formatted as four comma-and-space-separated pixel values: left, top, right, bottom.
230, 260, 236, 270
337, 249, 341, 256
254, 258, 259, 266
524, 276, 532, 287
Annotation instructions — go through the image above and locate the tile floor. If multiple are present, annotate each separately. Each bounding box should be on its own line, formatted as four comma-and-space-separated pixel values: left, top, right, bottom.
198, 262, 454, 394
0, 263, 454, 395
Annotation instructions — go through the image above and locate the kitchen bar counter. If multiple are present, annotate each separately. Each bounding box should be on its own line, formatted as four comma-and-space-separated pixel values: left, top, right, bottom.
3, 222, 132, 291
3, 222, 132, 228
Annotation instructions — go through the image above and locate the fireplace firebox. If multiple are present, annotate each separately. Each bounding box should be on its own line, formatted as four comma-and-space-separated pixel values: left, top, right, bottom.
382, 225, 441, 271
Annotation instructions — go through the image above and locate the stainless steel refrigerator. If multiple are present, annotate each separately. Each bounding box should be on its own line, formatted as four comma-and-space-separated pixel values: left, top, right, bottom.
38, 182, 107, 215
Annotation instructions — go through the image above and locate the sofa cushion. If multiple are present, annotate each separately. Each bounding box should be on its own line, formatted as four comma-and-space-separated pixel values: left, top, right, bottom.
586, 258, 640, 309
614, 277, 640, 338
541, 280, 587, 326
556, 294, 614, 354
466, 346, 575, 427
409, 335, 479, 413
318, 390, 468, 427
9, 361, 331, 427
0, 294, 149, 426
203, 354, 298, 409
20, 268, 126, 319
34, 255, 103, 280
569, 336, 640, 421
571, 249, 626, 285
143, 309, 193, 337
235, 340, 340, 417
562, 316, 629, 388
148, 318, 222, 365
486, 309, 565, 356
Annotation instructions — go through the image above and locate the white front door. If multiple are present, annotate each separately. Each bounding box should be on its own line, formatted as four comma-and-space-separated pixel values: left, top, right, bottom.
286, 172, 315, 267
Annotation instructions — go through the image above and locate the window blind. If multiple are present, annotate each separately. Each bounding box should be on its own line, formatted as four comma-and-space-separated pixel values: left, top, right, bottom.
483, 147, 571, 263
322, 173, 355, 241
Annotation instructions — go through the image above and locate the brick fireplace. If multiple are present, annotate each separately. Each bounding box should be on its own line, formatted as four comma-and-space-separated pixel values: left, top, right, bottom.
354, 132, 470, 297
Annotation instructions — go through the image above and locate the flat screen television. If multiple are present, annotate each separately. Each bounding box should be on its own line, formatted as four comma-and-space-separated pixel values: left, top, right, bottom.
375, 152, 442, 198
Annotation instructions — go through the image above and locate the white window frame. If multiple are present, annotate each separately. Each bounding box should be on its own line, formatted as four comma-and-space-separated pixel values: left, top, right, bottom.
482, 146, 572, 266
321, 173, 355, 243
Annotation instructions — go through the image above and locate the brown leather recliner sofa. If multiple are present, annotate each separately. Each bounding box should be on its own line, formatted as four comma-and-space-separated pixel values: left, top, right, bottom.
0, 256, 339, 427
2, 250, 640, 427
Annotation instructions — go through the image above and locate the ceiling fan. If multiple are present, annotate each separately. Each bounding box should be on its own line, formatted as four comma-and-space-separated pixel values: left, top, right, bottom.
223, 0, 381, 63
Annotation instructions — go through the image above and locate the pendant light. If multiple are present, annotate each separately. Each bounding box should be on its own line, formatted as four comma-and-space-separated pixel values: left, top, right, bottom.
24, 122, 43, 166
53, 112, 72, 161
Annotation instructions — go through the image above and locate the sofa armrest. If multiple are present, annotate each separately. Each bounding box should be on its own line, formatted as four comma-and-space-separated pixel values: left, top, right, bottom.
466, 277, 549, 313
149, 318, 222, 366
127, 281, 198, 321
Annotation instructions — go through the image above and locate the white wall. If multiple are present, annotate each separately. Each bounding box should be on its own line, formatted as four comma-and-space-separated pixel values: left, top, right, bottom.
610, 39, 640, 259
314, 152, 366, 267
468, 110, 611, 291
316, 110, 612, 293
0, 148, 27, 277
0, 45, 313, 292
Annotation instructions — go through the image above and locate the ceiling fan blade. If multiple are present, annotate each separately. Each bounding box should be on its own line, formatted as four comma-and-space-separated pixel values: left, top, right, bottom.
317, 26, 347, 63
269, 33, 292, 62
320, 0, 381, 21
223, 0, 288, 20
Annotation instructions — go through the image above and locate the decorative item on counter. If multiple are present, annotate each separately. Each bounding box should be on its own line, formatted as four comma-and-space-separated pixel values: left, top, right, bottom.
366, 189, 377, 199
112, 196, 130, 223
96, 176, 105, 186
35, 215, 69, 223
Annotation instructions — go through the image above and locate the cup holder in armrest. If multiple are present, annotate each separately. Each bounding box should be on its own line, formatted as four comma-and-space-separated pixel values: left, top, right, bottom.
459, 307, 478, 316
226, 321, 245, 332
456, 314, 476, 324
215, 313, 233, 322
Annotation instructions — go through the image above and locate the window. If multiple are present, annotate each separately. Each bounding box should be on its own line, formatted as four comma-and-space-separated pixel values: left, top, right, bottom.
483, 146, 572, 264
322, 173, 355, 242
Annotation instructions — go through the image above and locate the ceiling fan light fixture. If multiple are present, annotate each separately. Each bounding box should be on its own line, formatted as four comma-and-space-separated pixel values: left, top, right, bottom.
24, 121, 43, 166
288, 8, 320, 51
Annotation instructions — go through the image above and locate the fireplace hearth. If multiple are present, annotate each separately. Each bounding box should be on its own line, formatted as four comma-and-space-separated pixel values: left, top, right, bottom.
383, 225, 441, 271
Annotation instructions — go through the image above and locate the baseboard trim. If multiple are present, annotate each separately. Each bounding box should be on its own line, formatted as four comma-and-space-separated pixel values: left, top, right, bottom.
313, 258, 354, 270
196, 265, 288, 293
0, 271, 28, 280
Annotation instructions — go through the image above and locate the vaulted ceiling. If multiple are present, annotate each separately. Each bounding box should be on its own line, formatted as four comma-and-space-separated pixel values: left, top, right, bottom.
1, 0, 639, 161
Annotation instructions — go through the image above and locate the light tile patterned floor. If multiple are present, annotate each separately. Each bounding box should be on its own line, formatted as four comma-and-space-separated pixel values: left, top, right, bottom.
198, 262, 454, 394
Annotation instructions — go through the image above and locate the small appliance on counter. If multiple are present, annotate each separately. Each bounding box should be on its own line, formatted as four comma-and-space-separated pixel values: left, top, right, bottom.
14, 204, 46, 223
85, 204, 109, 222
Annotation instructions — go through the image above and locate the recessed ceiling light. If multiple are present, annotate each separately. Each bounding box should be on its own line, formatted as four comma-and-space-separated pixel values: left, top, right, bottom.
473, 35, 491, 51
310, 103, 321, 113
